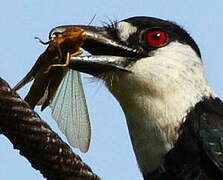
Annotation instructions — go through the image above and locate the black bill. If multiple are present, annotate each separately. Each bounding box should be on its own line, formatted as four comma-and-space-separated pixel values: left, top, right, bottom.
49, 25, 142, 76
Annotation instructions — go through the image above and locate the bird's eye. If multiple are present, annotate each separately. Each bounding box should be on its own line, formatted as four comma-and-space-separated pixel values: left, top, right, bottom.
145, 29, 168, 47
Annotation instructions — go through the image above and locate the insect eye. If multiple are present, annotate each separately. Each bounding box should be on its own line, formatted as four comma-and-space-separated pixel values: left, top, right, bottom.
49, 28, 65, 39
50, 32, 62, 39
145, 29, 168, 47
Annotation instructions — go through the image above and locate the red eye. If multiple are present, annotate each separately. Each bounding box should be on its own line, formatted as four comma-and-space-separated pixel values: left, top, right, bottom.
145, 29, 168, 47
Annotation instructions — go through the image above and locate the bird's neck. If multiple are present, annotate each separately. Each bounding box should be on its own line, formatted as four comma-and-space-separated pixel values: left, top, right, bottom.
115, 86, 215, 174
106, 42, 216, 174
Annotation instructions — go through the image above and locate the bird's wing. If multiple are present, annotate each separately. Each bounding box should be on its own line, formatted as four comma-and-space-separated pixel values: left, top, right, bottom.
191, 97, 223, 171
159, 97, 223, 180
50, 69, 91, 152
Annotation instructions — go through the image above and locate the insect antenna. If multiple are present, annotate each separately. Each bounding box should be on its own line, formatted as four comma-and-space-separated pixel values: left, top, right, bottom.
35, 36, 50, 45
88, 14, 96, 25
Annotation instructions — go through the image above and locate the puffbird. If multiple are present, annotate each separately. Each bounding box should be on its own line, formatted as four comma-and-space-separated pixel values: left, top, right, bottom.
50, 16, 223, 179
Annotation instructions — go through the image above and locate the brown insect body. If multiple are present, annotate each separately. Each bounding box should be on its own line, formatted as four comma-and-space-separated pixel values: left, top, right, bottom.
50, 27, 86, 58
14, 27, 87, 110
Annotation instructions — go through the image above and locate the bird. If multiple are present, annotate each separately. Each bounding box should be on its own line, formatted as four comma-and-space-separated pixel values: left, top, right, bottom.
49, 16, 223, 179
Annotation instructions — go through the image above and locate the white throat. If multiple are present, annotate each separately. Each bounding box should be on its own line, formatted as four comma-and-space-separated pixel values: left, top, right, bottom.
106, 42, 216, 173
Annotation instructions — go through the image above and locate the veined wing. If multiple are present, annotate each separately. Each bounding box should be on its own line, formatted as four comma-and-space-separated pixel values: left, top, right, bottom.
50, 69, 90, 152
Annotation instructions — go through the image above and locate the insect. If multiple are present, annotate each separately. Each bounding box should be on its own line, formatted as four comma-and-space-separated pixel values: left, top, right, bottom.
14, 27, 91, 152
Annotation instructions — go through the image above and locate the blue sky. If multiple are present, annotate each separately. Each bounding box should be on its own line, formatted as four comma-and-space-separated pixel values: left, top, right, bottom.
1, 1, 223, 180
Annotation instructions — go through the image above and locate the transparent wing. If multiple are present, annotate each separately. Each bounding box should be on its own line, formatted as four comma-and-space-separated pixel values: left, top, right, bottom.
50, 69, 90, 152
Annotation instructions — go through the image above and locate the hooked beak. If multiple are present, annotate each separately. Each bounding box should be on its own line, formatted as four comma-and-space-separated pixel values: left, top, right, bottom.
49, 25, 141, 76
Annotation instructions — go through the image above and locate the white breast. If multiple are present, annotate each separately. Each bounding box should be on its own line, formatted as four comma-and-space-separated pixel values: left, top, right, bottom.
105, 42, 216, 174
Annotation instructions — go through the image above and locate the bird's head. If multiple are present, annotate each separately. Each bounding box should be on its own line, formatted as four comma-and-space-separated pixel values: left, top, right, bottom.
50, 16, 214, 108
